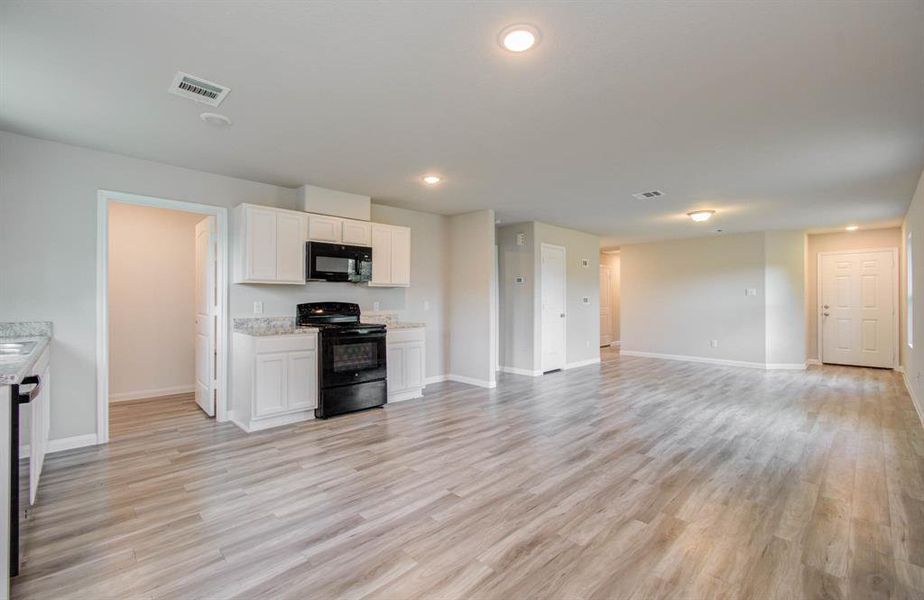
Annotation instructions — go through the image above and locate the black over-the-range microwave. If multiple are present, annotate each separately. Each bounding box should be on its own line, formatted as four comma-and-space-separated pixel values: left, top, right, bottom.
306, 241, 373, 283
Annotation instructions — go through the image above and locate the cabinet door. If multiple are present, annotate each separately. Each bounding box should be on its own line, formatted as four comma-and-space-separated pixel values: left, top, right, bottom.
276, 212, 307, 283
391, 226, 411, 286
286, 350, 318, 411
29, 364, 50, 505
246, 206, 277, 281
254, 352, 287, 417
386, 343, 406, 393
370, 225, 393, 285
405, 342, 424, 390
308, 215, 343, 242
342, 219, 372, 246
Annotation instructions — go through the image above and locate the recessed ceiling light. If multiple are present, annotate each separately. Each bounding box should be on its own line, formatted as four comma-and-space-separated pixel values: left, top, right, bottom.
846, 225, 859, 231
687, 210, 715, 222
499, 24, 540, 53
200, 112, 232, 126
422, 175, 442, 185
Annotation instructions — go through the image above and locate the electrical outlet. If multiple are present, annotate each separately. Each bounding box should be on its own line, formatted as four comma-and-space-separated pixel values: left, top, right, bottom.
373, 301, 380, 311
585, 340, 590, 348
253, 301, 263, 315
710, 339, 718, 348
423, 300, 430, 311
746, 288, 758, 297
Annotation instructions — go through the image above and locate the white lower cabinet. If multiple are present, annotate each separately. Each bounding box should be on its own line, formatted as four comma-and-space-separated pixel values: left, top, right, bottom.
386, 328, 425, 402
232, 332, 318, 431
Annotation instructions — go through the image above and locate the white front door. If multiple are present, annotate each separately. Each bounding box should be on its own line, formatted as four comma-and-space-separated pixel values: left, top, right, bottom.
194, 216, 217, 416
820, 249, 896, 368
541, 243, 567, 372
600, 264, 613, 347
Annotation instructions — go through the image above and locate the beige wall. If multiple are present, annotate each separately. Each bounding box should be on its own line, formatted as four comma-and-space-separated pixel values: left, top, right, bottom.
497, 221, 601, 373
901, 168, 924, 422
805, 227, 901, 361
108, 203, 204, 400
534, 222, 601, 367
0, 131, 461, 442
601, 252, 621, 343
448, 209, 496, 386
497, 223, 536, 372
765, 231, 807, 366
621, 232, 769, 364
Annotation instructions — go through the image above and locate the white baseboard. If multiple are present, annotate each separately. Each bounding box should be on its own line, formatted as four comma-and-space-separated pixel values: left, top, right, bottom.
233, 410, 315, 433
902, 371, 924, 430
765, 363, 808, 371
620, 350, 797, 370
446, 374, 497, 388
806, 358, 822, 366
21, 433, 99, 458
564, 357, 601, 370
424, 375, 448, 385
498, 366, 542, 377
109, 384, 195, 403
388, 389, 424, 403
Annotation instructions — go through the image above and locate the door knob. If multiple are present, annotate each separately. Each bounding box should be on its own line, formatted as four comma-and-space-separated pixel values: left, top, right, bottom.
560, 313, 566, 318
823, 312, 830, 317
823, 304, 830, 309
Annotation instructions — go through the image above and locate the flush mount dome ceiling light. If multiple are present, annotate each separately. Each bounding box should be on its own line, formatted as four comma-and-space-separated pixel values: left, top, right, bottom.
422, 175, 442, 185
200, 112, 232, 126
687, 210, 715, 222
499, 24, 540, 53
846, 225, 859, 231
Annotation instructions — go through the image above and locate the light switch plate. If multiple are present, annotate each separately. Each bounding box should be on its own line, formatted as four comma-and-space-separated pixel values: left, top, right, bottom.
515, 276, 525, 284
746, 288, 758, 296
423, 300, 430, 311
582, 296, 590, 304
581, 258, 590, 268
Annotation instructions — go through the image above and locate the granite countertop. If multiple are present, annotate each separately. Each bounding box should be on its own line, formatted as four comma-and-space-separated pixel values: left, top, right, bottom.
233, 317, 318, 337
0, 322, 53, 385
385, 322, 426, 329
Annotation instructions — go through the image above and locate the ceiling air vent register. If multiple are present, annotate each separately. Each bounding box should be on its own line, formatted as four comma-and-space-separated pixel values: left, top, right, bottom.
168, 72, 230, 107
632, 190, 664, 200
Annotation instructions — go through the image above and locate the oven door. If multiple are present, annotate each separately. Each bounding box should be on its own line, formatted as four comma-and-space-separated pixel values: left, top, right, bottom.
306, 242, 373, 283
320, 329, 387, 388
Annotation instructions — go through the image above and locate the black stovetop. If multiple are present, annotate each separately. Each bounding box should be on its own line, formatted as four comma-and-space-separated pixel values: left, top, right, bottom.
296, 302, 385, 331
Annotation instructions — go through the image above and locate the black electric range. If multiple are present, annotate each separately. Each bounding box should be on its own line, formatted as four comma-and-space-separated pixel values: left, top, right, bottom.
296, 302, 387, 418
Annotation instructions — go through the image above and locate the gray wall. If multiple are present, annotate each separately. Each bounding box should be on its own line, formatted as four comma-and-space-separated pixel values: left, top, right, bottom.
533, 222, 601, 367
497, 221, 601, 373
901, 168, 924, 421
497, 223, 536, 372
621, 232, 770, 364
0, 131, 452, 441
448, 210, 496, 385
764, 231, 807, 366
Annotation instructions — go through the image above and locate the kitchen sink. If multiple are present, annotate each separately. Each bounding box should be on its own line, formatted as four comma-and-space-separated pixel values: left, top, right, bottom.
0, 341, 37, 356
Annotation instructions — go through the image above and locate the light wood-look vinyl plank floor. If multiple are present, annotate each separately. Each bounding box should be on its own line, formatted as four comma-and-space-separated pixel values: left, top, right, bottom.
12, 349, 924, 599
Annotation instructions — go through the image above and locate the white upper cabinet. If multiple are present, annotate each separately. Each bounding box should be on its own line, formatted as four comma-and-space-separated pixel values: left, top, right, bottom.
369, 224, 411, 287
308, 215, 342, 243
341, 219, 372, 246
234, 204, 307, 284
308, 215, 372, 246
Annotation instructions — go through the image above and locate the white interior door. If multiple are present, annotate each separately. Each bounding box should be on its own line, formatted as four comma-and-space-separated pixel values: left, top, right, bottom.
541, 244, 567, 372
195, 216, 217, 416
600, 264, 613, 347
820, 249, 896, 368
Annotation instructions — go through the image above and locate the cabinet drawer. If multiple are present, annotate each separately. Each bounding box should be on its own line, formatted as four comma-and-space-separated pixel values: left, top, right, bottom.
255, 334, 317, 354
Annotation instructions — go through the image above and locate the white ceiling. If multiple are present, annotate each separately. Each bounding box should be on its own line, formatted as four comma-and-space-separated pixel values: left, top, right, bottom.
2, 1, 923, 247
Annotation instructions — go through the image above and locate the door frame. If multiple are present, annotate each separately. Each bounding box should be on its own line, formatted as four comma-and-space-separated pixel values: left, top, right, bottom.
816, 247, 899, 369
96, 190, 230, 444
538, 242, 567, 373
